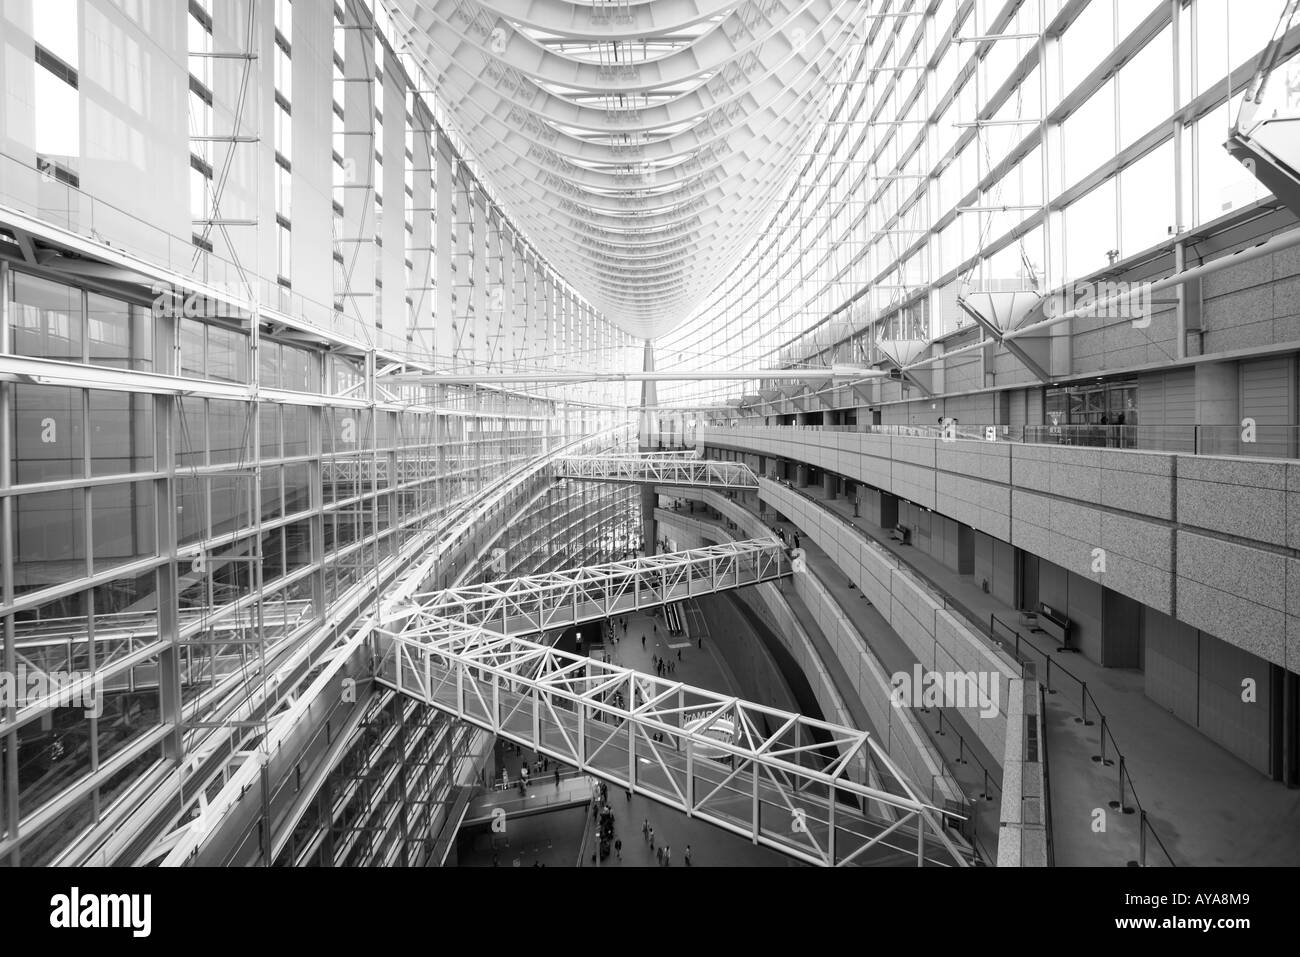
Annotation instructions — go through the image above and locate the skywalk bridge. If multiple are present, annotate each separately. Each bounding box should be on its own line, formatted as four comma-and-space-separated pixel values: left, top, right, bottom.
406, 540, 786, 636
374, 540, 973, 867
374, 621, 971, 868
554, 454, 758, 490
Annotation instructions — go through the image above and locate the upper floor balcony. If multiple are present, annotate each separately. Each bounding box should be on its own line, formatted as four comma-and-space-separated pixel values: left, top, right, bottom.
723, 422, 1300, 461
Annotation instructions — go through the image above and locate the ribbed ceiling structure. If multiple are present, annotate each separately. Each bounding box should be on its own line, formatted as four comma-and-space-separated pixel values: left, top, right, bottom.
385, 0, 867, 339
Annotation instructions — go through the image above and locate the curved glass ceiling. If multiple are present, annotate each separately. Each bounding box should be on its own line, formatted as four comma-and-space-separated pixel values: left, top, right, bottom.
384, 0, 865, 338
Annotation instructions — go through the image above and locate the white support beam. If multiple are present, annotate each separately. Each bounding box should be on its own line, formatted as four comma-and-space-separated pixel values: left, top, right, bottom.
404, 540, 788, 635
555, 454, 757, 489
374, 618, 971, 867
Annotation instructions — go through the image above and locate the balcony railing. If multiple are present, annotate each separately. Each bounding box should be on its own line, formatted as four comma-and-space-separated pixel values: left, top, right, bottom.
728, 422, 1300, 459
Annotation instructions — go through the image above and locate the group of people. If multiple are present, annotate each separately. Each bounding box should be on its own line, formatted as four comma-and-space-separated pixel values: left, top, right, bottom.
652, 654, 677, 677
499, 742, 562, 792
642, 818, 692, 867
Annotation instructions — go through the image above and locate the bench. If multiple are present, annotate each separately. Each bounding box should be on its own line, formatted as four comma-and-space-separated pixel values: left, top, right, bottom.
1037, 603, 1073, 651
889, 525, 910, 545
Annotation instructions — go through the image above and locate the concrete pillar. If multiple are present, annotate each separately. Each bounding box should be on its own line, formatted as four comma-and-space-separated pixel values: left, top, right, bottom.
797, 463, 810, 488
823, 472, 836, 500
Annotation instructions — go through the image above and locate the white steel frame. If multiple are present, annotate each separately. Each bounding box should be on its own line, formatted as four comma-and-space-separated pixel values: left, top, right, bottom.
555, 454, 758, 490
406, 540, 785, 635
374, 619, 971, 867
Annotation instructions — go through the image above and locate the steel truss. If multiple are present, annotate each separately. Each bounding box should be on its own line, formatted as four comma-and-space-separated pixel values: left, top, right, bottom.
555, 454, 757, 489
405, 540, 787, 635
374, 620, 970, 867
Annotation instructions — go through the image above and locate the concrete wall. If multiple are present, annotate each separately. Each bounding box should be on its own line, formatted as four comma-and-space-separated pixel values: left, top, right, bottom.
1144, 605, 1273, 775
973, 530, 1016, 607
757, 477, 1020, 762
702, 425, 1300, 676
658, 500, 963, 806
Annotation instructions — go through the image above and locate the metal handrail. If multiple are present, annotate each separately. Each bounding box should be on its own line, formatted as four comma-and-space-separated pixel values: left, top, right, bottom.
762, 477, 1026, 675
725, 422, 1300, 459
753, 480, 1014, 834
990, 613, 1176, 867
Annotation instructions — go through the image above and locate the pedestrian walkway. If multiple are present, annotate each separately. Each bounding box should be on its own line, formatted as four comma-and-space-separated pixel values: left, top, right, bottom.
464, 770, 594, 824
469, 608, 819, 867
563, 613, 806, 867
676, 499, 1003, 862
775, 479, 1300, 866
578, 787, 799, 868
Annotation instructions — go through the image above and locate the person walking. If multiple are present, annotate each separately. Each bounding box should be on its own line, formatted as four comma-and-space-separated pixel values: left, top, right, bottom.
676, 648, 681, 661
656, 845, 663, 866
648, 826, 655, 849
642, 819, 650, 842
663, 845, 671, 867
554, 766, 560, 787
684, 845, 692, 866
641, 633, 645, 648
615, 838, 623, 861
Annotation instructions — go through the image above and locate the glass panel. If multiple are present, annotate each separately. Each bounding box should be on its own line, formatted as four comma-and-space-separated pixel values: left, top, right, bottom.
259, 340, 280, 389
209, 473, 250, 538
92, 571, 159, 654
90, 389, 153, 475
283, 462, 311, 514
261, 464, 282, 520
17, 709, 93, 821
87, 293, 151, 370
209, 399, 250, 465
260, 402, 280, 458
207, 324, 250, 383
283, 403, 310, 456
14, 489, 86, 592
92, 481, 155, 573
98, 681, 162, 766
12, 384, 84, 484
179, 317, 205, 377
9, 271, 83, 361
22, 795, 95, 867
175, 396, 206, 468
175, 474, 206, 546
1120, 140, 1175, 256
282, 344, 311, 392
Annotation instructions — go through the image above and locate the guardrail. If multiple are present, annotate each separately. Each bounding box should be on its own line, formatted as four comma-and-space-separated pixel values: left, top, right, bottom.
990, 614, 1176, 867
759, 477, 1027, 678
753, 481, 1013, 810
734, 422, 1300, 459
